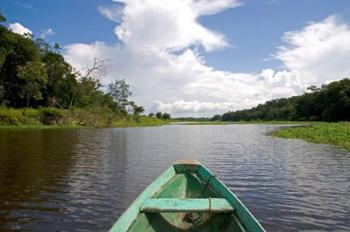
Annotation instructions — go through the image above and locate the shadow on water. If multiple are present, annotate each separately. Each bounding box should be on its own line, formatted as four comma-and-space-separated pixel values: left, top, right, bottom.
0, 125, 349, 231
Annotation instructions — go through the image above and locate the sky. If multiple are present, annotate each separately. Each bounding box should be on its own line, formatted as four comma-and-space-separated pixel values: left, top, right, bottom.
1, 0, 350, 117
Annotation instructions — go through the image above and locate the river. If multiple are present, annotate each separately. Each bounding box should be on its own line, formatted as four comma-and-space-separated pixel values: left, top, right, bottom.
0, 125, 349, 231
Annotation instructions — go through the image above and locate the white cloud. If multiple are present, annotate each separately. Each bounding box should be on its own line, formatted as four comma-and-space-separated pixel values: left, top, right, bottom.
40, 28, 55, 39
8, 22, 32, 37
150, 100, 236, 115
275, 15, 350, 85
9, 1, 38, 11
112, 0, 236, 52
98, 5, 123, 23
64, 1, 350, 117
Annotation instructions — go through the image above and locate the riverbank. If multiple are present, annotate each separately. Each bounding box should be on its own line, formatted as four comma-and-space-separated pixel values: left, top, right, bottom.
271, 122, 350, 151
171, 120, 318, 125
0, 107, 166, 128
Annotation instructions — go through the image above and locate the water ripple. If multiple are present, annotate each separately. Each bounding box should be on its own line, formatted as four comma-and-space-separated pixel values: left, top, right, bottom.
0, 125, 349, 231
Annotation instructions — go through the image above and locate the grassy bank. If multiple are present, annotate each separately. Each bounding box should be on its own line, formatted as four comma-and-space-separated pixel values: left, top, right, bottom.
172, 120, 318, 125
112, 116, 167, 127
271, 122, 350, 151
0, 107, 166, 128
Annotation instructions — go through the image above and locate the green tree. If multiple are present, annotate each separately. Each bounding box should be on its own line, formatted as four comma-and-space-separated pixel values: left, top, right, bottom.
155, 112, 162, 119
17, 61, 48, 107
39, 45, 78, 108
133, 105, 144, 115
148, 113, 154, 117
220, 79, 350, 122
162, 112, 171, 120
211, 114, 221, 121
108, 79, 132, 110
71, 58, 111, 109
0, 16, 148, 122
0, 22, 41, 107
75, 76, 102, 108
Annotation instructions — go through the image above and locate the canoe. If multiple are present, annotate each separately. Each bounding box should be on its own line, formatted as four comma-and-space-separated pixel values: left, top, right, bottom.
109, 160, 265, 232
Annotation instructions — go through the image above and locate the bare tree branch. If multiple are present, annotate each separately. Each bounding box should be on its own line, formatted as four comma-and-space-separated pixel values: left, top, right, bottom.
82, 57, 109, 79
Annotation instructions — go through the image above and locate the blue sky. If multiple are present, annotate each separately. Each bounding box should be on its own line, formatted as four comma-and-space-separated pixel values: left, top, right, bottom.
200, 0, 350, 72
2, 0, 349, 72
1, 0, 350, 116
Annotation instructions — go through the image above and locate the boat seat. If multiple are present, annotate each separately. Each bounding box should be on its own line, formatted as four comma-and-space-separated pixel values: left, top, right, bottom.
140, 198, 234, 213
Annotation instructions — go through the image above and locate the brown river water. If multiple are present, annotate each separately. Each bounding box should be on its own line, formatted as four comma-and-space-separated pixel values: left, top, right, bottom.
0, 125, 349, 231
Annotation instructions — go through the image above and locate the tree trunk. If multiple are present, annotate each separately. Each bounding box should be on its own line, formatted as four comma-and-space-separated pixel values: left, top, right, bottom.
26, 92, 32, 108
69, 93, 75, 116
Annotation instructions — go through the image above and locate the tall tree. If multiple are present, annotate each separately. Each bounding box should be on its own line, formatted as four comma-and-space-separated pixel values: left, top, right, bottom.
133, 105, 145, 115
0, 23, 41, 107
17, 61, 48, 107
155, 112, 162, 119
162, 113, 171, 120
108, 79, 132, 111
220, 79, 350, 122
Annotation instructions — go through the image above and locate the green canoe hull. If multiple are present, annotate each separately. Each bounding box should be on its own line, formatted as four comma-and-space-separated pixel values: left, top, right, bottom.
109, 160, 265, 232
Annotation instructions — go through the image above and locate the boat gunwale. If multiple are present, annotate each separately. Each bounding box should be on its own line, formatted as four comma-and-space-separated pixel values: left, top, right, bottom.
196, 164, 265, 232
109, 165, 176, 231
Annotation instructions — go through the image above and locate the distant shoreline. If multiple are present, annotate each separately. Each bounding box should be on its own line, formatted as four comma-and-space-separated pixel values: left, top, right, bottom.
170, 121, 317, 125
1, 117, 349, 152
171, 121, 350, 151
0, 107, 167, 129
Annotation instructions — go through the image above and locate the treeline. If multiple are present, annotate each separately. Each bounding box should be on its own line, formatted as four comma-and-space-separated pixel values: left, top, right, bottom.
148, 112, 171, 120
0, 13, 146, 120
214, 78, 350, 122
172, 117, 209, 122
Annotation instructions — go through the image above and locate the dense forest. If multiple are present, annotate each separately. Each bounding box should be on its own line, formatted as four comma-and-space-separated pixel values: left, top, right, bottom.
0, 13, 143, 113
0, 13, 171, 126
214, 78, 350, 122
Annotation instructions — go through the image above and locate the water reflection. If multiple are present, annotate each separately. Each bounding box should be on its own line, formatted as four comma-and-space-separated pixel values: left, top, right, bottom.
0, 125, 349, 231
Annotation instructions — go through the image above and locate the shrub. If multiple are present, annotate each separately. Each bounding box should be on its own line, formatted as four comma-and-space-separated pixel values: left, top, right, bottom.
22, 108, 40, 118
0, 107, 25, 125
39, 108, 65, 125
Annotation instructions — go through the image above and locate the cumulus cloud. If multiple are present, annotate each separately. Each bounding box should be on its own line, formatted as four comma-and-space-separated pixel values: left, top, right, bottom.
98, 5, 123, 22
64, 1, 350, 117
275, 15, 350, 85
150, 100, 236, 115
112, 0, 235, 52
40, 28, 55, 39
8, 22, 32, 37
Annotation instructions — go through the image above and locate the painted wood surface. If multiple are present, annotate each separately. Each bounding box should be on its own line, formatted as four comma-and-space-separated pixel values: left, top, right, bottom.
140, 198, 234, 213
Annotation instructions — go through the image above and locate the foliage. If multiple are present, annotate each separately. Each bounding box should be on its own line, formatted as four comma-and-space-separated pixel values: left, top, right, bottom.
17, 61, 48, 107
0, 22, 41, 107
0, 107, 25, 125
210, 114, 221, 121
0, 13, 145, 126
112, 115, 165, 127
108, 79, 132, 111
271, 122, 350, 151
0, 107, 40, 125
161, 112, 171, 120
132, 104, 145, 115
219, 79, 350, 122
69, 107, 116, 127
155, 112, 162, 119
171, 117, 210, 122
152, 112, 171, 120
39, 108, 64, 125
0, 107, 165, 128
